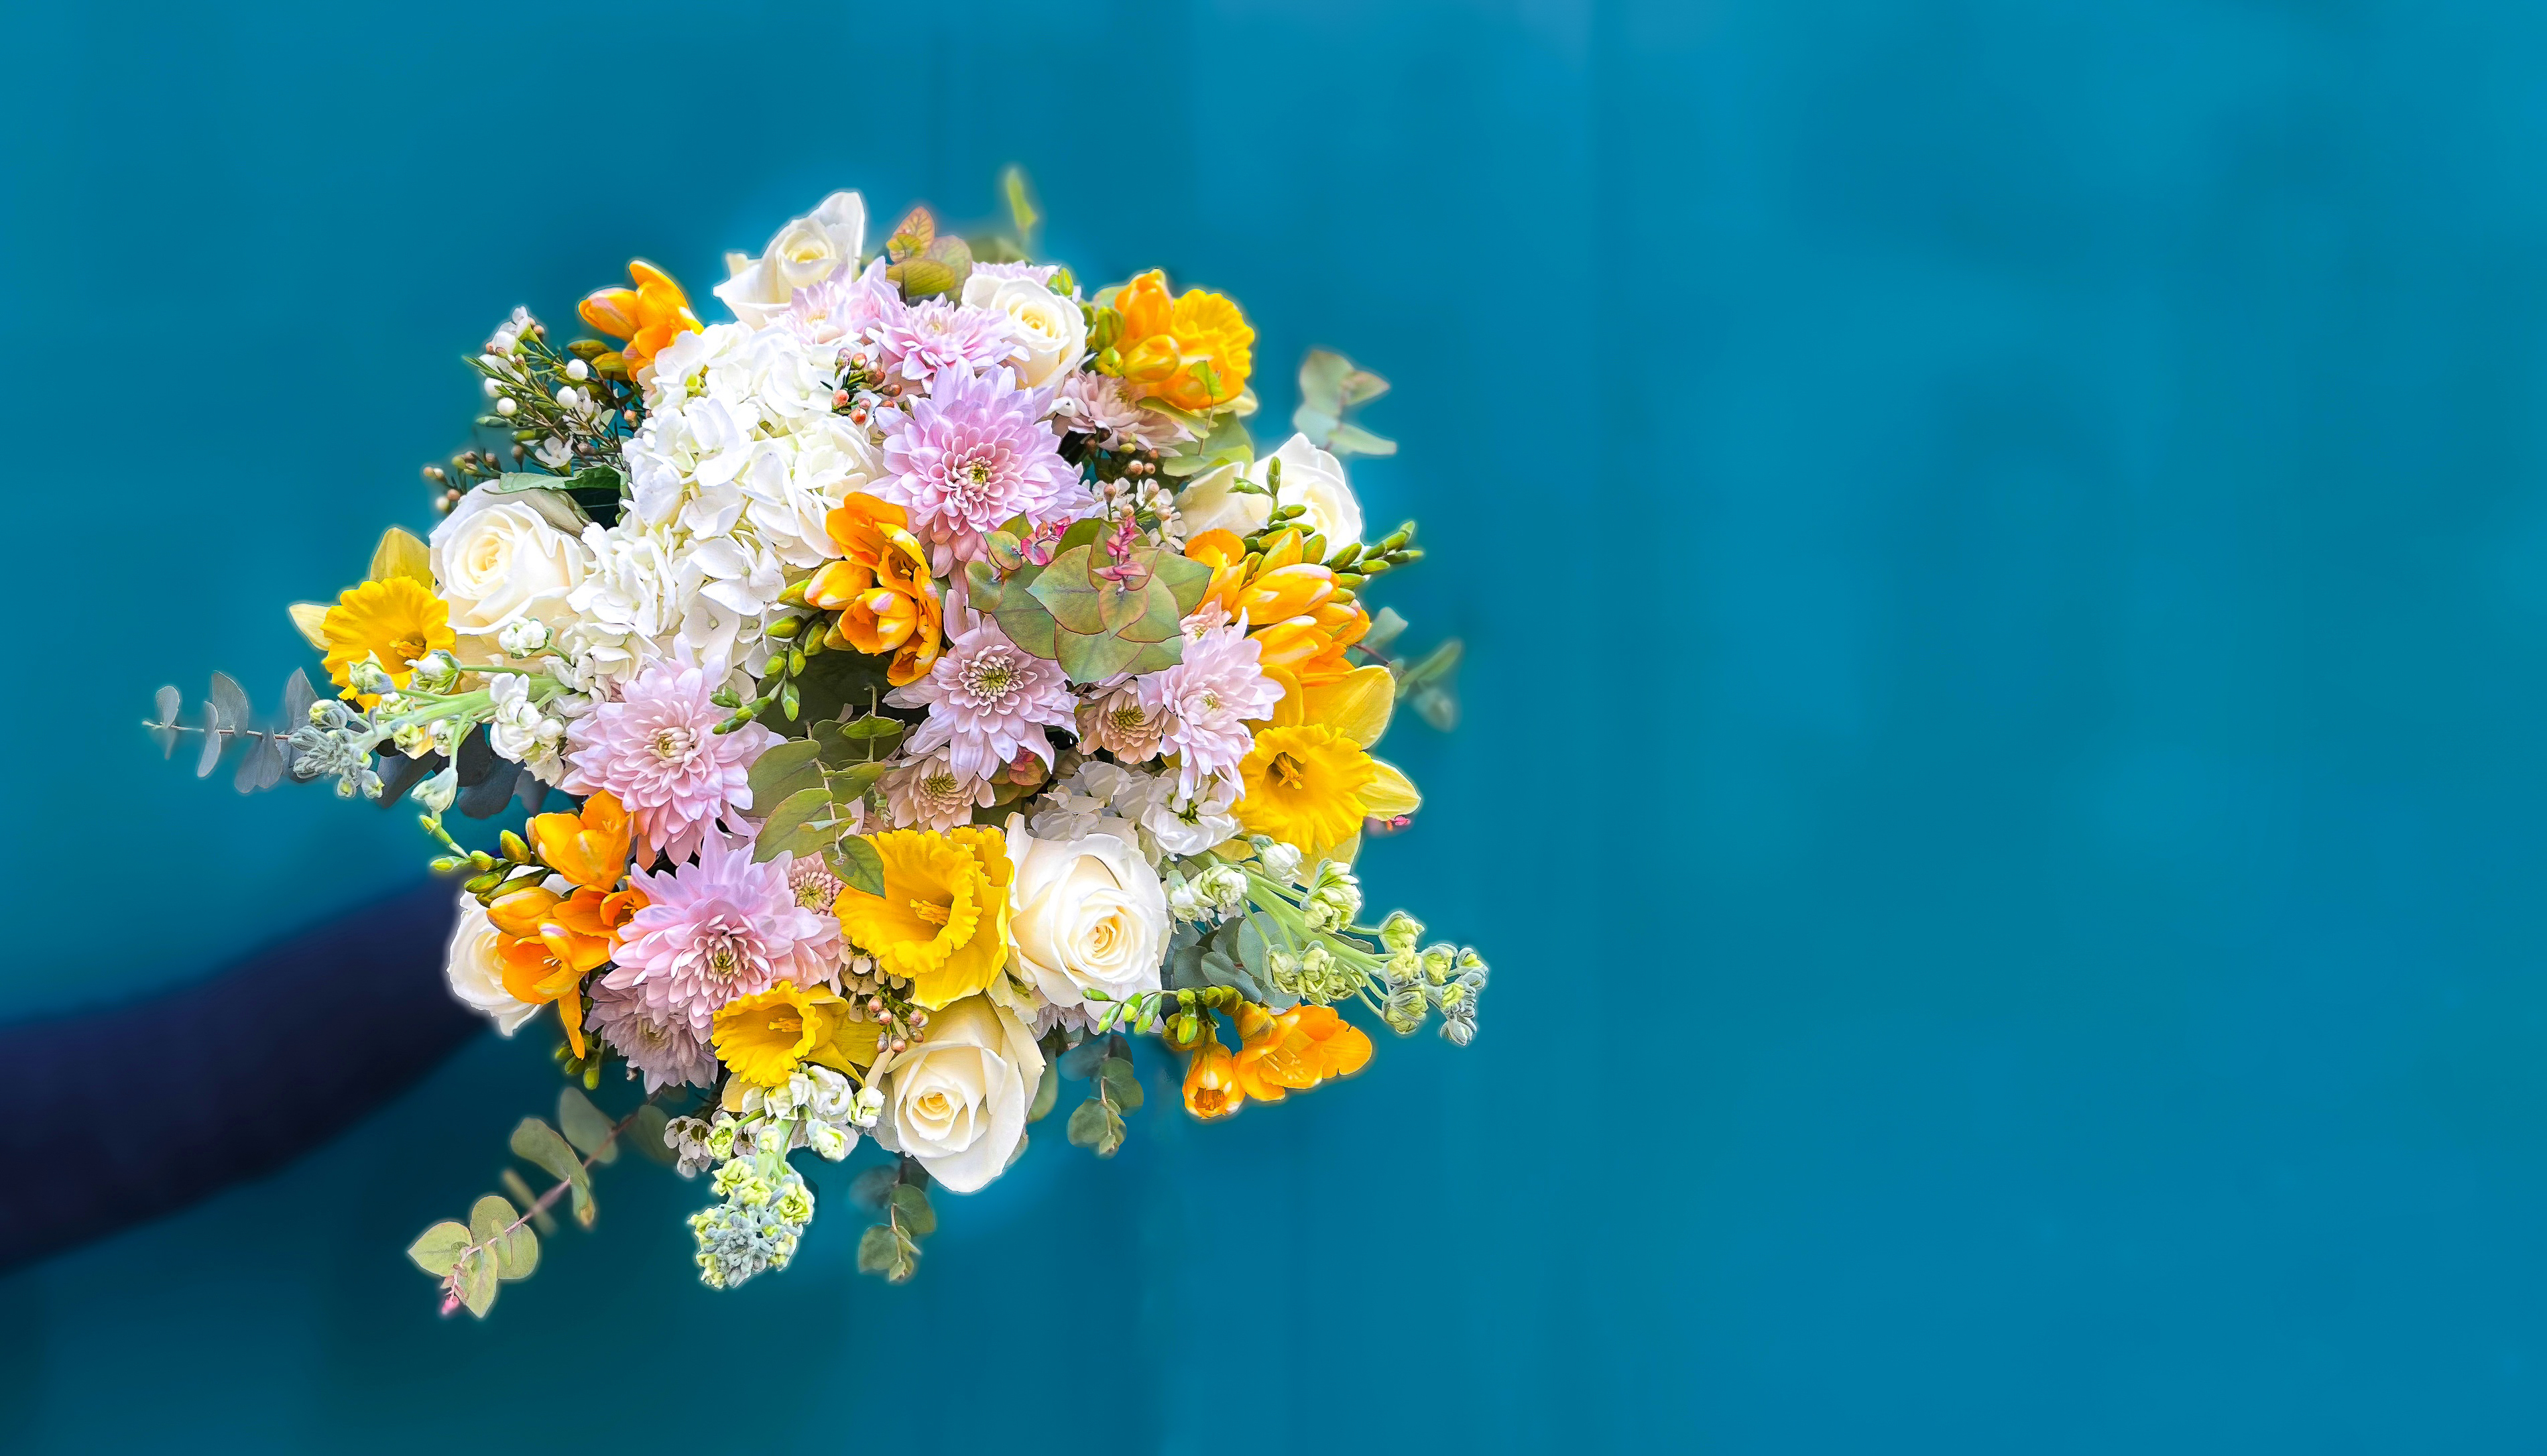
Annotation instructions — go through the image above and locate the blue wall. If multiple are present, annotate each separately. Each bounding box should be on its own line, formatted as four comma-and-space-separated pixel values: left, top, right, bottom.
8, 0, 2547, 1449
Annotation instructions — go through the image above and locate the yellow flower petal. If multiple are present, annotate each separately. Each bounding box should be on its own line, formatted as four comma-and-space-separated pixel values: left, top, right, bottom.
1360, 758, 1421, 816
1303, 664, 1395, 748
367, 527, 433, 589
287, 602, 329, 650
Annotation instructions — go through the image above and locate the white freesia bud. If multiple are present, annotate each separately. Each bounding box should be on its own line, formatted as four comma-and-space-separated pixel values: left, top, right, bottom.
414, 766, 460, 814
1256, 839, 1303, 884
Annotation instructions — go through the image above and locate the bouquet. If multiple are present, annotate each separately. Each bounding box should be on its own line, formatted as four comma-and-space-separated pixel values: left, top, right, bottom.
149, 176, 1480, 1315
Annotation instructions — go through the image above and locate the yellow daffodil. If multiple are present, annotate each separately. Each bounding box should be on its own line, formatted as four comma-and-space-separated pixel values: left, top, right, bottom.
1240, 662, 1421, 863
1107, 269, 1253, 412
711, 983, 879, 1088
833, 826, 1014, 1008
1234, 724, 1378, 862
318, 577, 455, 705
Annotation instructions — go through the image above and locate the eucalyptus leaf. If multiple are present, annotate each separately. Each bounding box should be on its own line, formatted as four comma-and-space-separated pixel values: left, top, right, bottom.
455, 1246, 499, 1317
1059, 1038, 1110, 1080
374, 749, 440, 809
557, 1087, 620, 1164
407, 1220, 473, 1276
889, 1182, 937, 1237
1065, 1097, 1126, 1157
233, 731, 286, 794
470, 1194, 538, 1280
848, 1164, 898, 1211
510, 1117, 593, 1227
209, 672, 248, 732
1323, 422, 1397, 458
1362, 607, 1409, 654
1052, 626, 1146, 684
456, 757, 522, 819
857, 1223, 919, 1282
1150, 552, 1213, 615
1025, 546, 1109, 634
282, 669, 316, 733
628, 1104, 676, 1167
1027, 1061, 1058, 1122
194, 705, 225, 778
1098, 1056, 1144, 1113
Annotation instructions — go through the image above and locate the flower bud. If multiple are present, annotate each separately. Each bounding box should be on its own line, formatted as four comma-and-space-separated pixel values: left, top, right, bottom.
413, 766, 461, 814
1181, 1034, 1245, 1120
1379, 910, 1422, 954
495, 619, 551, 655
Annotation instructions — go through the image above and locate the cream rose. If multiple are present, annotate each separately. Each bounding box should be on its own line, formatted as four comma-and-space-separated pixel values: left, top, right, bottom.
1003, 812, 1169, 1012
873, 995, 1043, 1193
443, 892, 540, 1035
715, 190, 867, 326
429, 488, 593, 635
1173, 432, 1363, 544
961, 271, 1087, 387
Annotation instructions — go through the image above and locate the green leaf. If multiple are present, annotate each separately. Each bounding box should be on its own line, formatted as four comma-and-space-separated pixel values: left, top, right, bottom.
786, 646, 893, 731
407, 1220, 473, 1277
992, 593, 1064, 660
499, 1169, 556, 1235
1002, 164, 1041, 244
821, 760, 892, 802
1412, 686, 1458, 733
510, 1117, 593, 1227
1362, 607, 1409, 654
1059, 1038, 1110, 1079
1026, 546, 1109, 634
886, 206, 935, 263
1395, 639, 1463, 696
1118, 635, 1187, 675
1052, 626, 1145, 684
1150, 552, 1213, 616
858, 1223, 919, 1282
1098, 1056, 1144, 1113
1110, 574, 1187, 645
821, 714, 908, 763
1324, 422, 1397, 458
471, 1194, 538, 1280
1057, 515, 1109, 554
1027, 1061, 1058, 1122
963, 557, 1013, 611
627, 1104, 676, 1167
849, 1165, 898, 1211
1066, 1097, 1126, 1157
747, 739, 825, 811
827, 835, 886, 897
889, 1182, 938, 1237
455, 1246, 499, 1317
754, 786, 843, 863
557, 1087, 619, 1164
481, 474, 591, 531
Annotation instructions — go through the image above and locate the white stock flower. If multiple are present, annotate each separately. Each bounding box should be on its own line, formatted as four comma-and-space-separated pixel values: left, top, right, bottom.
487, 673, 571, 784
1002, 812, 1169, 1014
874, 994, 1042, 1193
961, 271, 1086, 387
429, 489, 593, 634
1175, 433, 1364, 544
444, 893, 540, 1034
715, 190, 867, 327
1141, 782, 1241, 858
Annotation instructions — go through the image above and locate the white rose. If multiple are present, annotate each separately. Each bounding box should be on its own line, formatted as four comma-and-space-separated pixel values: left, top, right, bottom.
961, 272, 1087, 387
443, 893, 540, 1035
715, 191, 867, 326
873, 994, 1042, 1193
1173, 434, 1362, 544
1003, 812, 1169, 1011
429, 489, 593, 635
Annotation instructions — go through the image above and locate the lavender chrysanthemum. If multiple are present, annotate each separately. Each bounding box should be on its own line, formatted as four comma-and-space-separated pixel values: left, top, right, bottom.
603, 832, 841, 1036
876, 367, 1086, 566
878, 298, 1023, 385
587, 977, 721, 1092
784, 257, 901, 350
882, 749, 998, 831
886, 609, 1076, 782
562, 659, 774, 863
1138, 618, 1283, 798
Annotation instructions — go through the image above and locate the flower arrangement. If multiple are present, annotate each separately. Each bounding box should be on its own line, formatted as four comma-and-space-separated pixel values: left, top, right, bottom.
148, 175, 1478, 1315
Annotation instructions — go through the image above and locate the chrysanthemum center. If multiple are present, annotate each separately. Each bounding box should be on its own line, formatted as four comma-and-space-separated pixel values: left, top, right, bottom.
1108, 704, 1148, 731
652, 725, 696, 762
962, 653, 1019, 700
923, 770, 960, 800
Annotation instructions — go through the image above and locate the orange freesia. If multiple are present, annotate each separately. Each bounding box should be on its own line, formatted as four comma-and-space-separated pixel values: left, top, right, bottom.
1232, 1004, 1374, 1103
1183, 528, 1368, 690
1108, 269, 1253, 412
579, 259, 701, 375
1181, 1030, 1246, 1119
527, 790, 634, 891
806, 493, 943, 685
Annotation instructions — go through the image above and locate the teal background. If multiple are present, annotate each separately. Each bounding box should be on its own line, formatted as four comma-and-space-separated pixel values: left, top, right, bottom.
9, 0, 2547, 1449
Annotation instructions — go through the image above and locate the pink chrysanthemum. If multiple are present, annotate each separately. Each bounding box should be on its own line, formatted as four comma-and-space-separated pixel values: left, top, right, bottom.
878, 298, 1022, 385
601, 831, 842, 1036
886, 607, 1076, 782
1138, 618, 1283, 798
562, 660, 775, 864
785, 257, 902, 350
876, 367, 1086, 566
586, 977, 720, 1092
